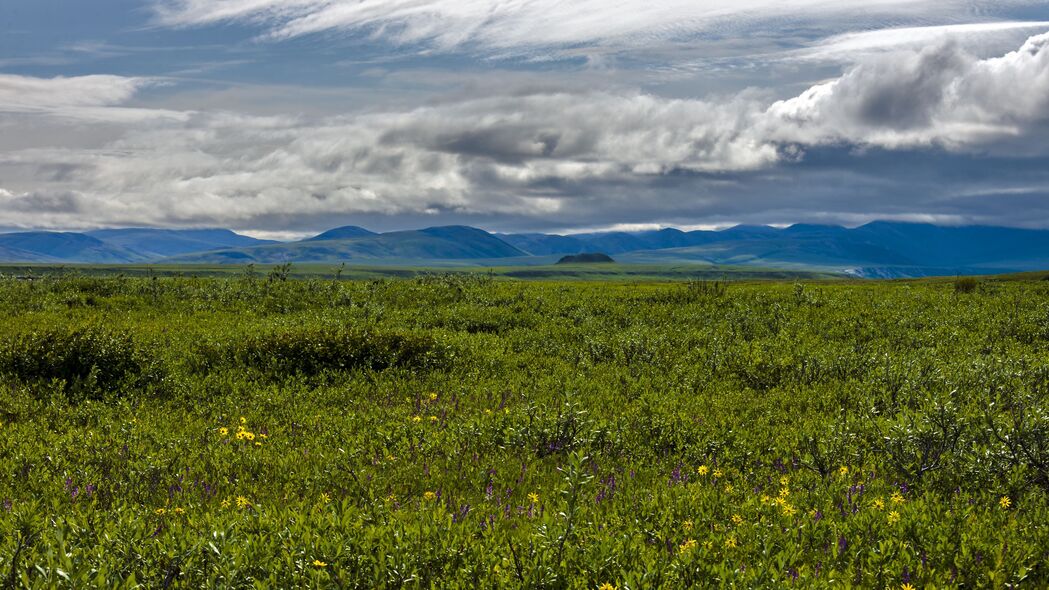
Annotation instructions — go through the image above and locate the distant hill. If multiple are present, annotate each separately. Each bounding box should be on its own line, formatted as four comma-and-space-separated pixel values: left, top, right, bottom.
303, 226, 377, 242
557, 253, 615, 264
86, 228, 274, 258
0, 232, 145, 263
170, 225, 527, 263
5, 221, 1049, 278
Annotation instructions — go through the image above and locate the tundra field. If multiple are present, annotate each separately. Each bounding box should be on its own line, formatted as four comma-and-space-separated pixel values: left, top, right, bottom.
1, 272, 1049, 588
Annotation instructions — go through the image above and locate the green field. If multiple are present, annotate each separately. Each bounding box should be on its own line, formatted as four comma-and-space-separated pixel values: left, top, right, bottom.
1, 273, 1048, 588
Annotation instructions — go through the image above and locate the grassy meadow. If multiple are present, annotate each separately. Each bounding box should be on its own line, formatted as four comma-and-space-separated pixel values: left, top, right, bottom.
1, 271, 1048, 587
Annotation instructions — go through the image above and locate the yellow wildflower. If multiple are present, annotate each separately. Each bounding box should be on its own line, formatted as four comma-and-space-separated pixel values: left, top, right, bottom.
173, 507, 185, 515
873, 498, 885, 510
724, 484, 734, 493
713, 468, 723, 478
423, 491, 437, 501
312, 559, 327, 568
725, 536, 737, 548
999, 496, 1012, 509
678, 538, 697, 554
731, 514, 743, 525
218, 427, 228, 436
781, 503, 796, 517
779, 475, 790, 487
760, 494, 771, 504
240, 416, 246, 424
220, 498, 231, 509
235, 496, 250, 509
779, 487, 790, 498
429, 392, 438, 401
891, 491, 905, 504
412, 415, 422, 423
838, 466, 849, 477
429, 415, 438, 422
321, 492, 332, 504
528, 492, 540, 504
901, 584, 915, 590
697, 465, 709, 476
888, 511, 900, 524
154, 508, 166, 516
598, 584, 616, 590
683, 519, 693, 532
255, 441, 262, 447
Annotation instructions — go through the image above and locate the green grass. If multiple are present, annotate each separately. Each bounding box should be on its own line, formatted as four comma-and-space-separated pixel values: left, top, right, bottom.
1, 273, 1048, 588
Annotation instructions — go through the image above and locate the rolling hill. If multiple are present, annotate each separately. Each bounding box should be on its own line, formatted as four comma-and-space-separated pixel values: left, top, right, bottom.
85, 228, 275, 258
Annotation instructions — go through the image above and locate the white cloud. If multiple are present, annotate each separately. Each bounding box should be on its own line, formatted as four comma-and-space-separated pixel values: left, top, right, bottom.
152, 0, 1037, 55
0, 73, 187, 123
3, 30, 1049, 231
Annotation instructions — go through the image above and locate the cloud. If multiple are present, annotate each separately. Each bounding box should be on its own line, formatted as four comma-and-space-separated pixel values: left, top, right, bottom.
3, 30, 1049, 232
152, 0, 1036, 56
0, 73, 187, 123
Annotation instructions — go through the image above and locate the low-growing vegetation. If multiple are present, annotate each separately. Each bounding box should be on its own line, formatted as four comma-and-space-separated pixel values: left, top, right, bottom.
0, 273, 1048, 588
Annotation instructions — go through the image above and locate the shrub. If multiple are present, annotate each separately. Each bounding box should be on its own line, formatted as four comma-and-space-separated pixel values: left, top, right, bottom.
0, 326, 162, 399
200, 328, 450, 376
955, 276, 979, 294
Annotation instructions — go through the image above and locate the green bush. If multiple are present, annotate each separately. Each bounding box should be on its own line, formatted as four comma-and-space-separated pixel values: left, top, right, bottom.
199, 328, 451, 376
0, 326, 162, 399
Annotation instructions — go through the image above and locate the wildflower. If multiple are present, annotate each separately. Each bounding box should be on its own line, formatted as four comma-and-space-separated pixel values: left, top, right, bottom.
429, 415, 438, 423
725, 536, 737, 548
235, 430, 255, 441
598, 584, 616, 590
839, 466, 849, 477
154, 508, 166, 516
901, 584, 915, 590
683, 519, 693, 532
888, 511, 900, 524
240, 416, 246, 424
760, 494, 771, 504
779, 475, 790, 487
731, 514, 743, 525
321, 492, 332, 504
220, 498, 231, 509
528, 492, 540, 504
218, 427, 228, 436
235, 496, 251, 509
423, 491, 437, 502
255, 441, 262, 447
386, 493, 397, 503
173, 507, 185, 515
697, 465, 709, 476
679, 538, 697, 554
873, 498, 885, 510
779, 487, 790, 498
999, 496, 1012, 509
713, 468, 723, 478
781, 503, 797, 517
429, 392, 438, 401
412, 416, 422, 423
484, 409, 493, 415
891, 491, 905, 504
259, 433, 268, 439
312, 560, 327, 568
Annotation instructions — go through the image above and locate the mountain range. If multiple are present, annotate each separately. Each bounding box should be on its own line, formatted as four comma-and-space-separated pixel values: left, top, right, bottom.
3, 222, 1049, 278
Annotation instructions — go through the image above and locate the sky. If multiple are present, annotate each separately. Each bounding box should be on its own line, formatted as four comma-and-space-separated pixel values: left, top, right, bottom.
1, 1, 1049, 237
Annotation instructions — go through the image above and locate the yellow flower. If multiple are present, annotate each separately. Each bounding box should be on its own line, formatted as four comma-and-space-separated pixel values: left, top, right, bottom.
891, 491, 905, 504
725, 536, 737, 548
255, 441, 262, 447
713, 468, 723, 478
724, 484, 734, 494
259, 433, 268, 439
760, 494, 771, 504
697, 465, 709, 476
321, 492, 332, 504
731, 514, 743, 525
678, 538, 697, 554
173, 507, 185, 515
423, 491, 437, 502
779, 487, 790, 498
873, 498, 885, 510
999, 496, 1012, 509
484, 409, 493, 415
235, 430, 255, 441
528, 492, 540, 504
218, 427, 228, 436
598, 584, 616, 590
888, 511, 900, 524
235, 496, 251, 509
429, 392, 438, 401
412, 415, 422, 423
838, 466, 849, 477
683, 519, 693, 532
901, 584, 915, 590
154, 508, 166, 516
220, 498, 231, 509
386, 493, 397, 503
312, 559, 327, 568
781, 503, 796, 517
779, 475, 790, 487
240, 416, 246, 424
429, 415, 438, 423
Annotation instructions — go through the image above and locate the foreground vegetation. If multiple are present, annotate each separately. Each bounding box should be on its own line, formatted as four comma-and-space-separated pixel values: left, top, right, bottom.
1, 273, 1048, 588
